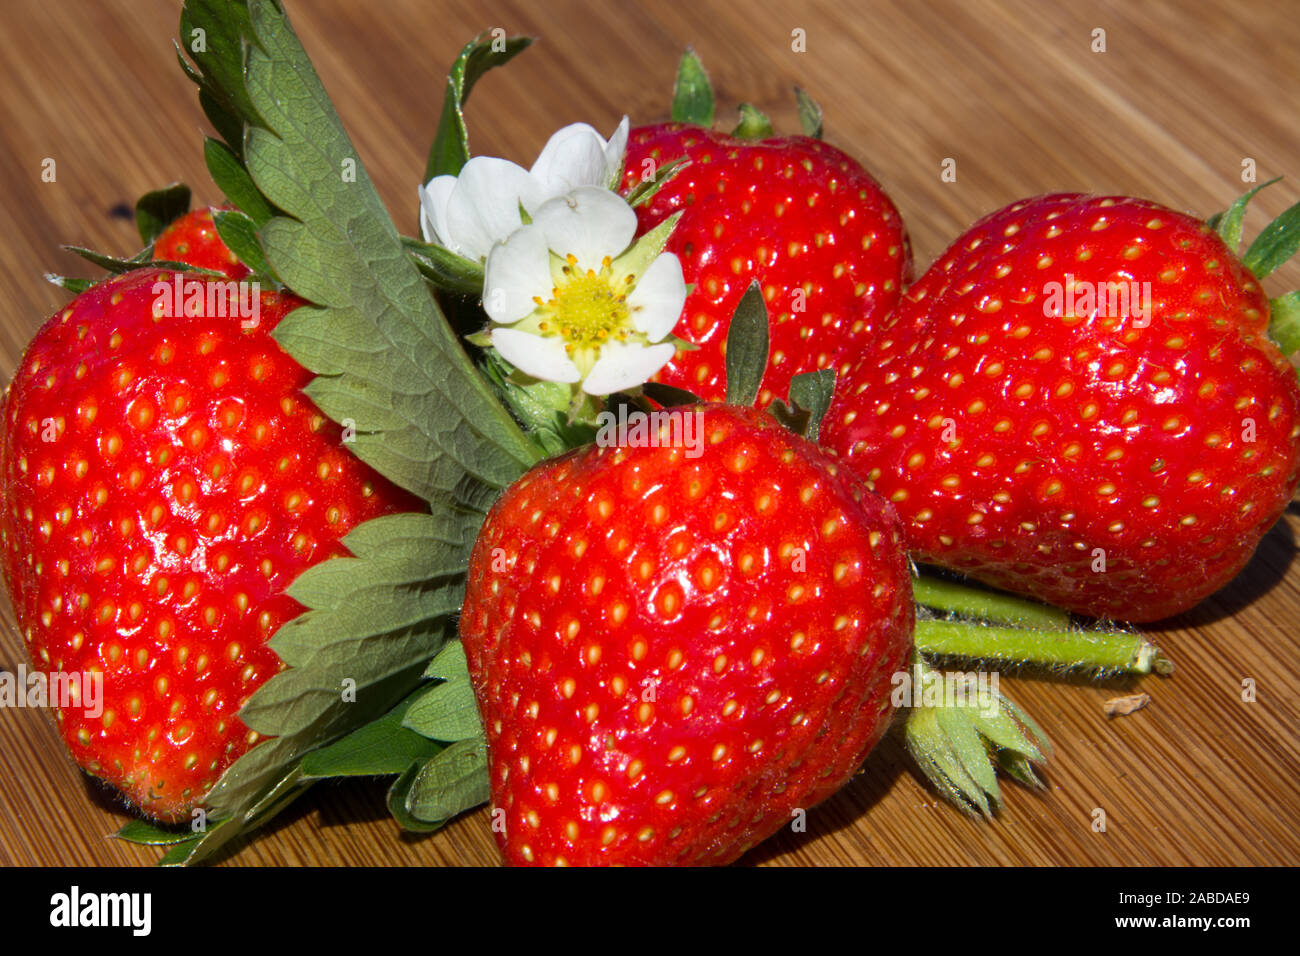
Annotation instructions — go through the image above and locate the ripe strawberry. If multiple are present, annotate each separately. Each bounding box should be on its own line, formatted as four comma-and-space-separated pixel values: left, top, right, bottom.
822, 193, 1300, 621
620, 125, 910, 407
460, 404, 913, 865
152, 207, 250, 280
0, 268, 420, 820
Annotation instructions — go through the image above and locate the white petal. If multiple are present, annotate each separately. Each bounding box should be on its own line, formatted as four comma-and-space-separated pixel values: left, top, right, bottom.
581, 341, 676, 395
419, 176, 457, 248
530, 123, 609, 199
603, 116, 630, 186
626, 253, 687, 341
532, 186, 637, 270
445, 157, 545, 261
491, 327, 581, 383
482, 226, 554, 324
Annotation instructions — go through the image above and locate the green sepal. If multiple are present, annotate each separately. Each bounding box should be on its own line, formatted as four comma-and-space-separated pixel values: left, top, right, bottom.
901, 657, 1051, 818
402, 235, 486, 296
1243, 195, 1300, 279
213, 208, 276, 279
1268, 290, 1300, 356
732, 103, 774, 140
624, 156, 690, 208
788, 368, 835, 440
44, 275, 99, 294
794, 87, 823, 139
299, 685, 444, 778
204, 138, 276, 225
642, 382, 703, 407
404, 737, 491, 824
724, 280, 770, 406
135, 182, 192, 244
114, 818, 194, 847
425, 31, 534, 182
1208, 176, 1280, 253
671, 47, 714, 127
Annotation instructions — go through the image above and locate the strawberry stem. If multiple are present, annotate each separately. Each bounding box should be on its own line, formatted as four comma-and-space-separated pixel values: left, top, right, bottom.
911, 573, 1070, 628
914, 620, 1172, 675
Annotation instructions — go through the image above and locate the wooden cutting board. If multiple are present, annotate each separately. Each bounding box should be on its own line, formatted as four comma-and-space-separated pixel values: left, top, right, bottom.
1, 0, 1297, 867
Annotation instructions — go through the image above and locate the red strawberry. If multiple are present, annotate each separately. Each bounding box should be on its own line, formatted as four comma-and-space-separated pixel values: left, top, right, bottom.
460, 403, 913, 865
152, 207, 250, 280
822, 193, 1300, 621
620, 125, 910, 407
0, 268, 421, 820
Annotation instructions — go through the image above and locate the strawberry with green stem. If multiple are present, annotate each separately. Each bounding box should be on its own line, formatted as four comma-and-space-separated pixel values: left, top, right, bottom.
823, 188, 1300, 622
618, 50, 911, 408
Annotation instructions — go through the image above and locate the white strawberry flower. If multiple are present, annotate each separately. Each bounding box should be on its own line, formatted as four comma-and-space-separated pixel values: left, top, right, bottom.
482, 186, 686, 396
419, 117, 630, 262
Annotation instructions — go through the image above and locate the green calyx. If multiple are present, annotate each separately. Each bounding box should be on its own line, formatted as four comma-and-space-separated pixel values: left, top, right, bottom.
669, 46, 824, 140
1209, 178, 1300, 355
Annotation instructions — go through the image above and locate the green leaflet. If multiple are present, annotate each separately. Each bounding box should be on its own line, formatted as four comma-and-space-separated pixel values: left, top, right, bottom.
405, 737, 491, 824
425, 32, 534, 182
213, 209, 275, 278
403, 642, 483, 742
135, 182, 192, 244
724, 281, 770, 406
157, 0, 541, 864
300, 686, 444, 778
205, 138, 276, 225
671, 47, 714, 126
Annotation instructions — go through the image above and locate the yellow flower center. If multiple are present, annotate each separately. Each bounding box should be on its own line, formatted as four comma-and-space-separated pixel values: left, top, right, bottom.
535, 255, 637, 355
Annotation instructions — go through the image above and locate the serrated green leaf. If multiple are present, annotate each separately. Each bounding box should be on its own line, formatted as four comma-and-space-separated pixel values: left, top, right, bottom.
787, 368, 835, 441
403, 643, 481, 742
1243, 196, 1300, 279
178, 0, 263, 154
300, 687, 444, 777
1209, 177, 1280, 253
732, 103, 774, 140
406, 737, 490, 823
671, 47, 714, 127
724, 281, 770, 406
213, 209, 274, 277
425, 32, 534, 181
135, 182, 192, 244
205, 138, 275, 225
794, 87, 823, 139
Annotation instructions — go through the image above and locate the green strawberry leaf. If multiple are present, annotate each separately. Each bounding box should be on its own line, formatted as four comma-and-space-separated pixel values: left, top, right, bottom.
387, 764, 449, 833
300, 685, 443, 778
732, 103, 774, 140
135, 182, 192, 244
1243, 195, 1300, 279
1208, 176, 1280, 253
164, 0, 540, 864
402, 235, 486, 296
212, 208, 276, 279
177, 0, 261, 156
405, 737, 491, 823
724, 280, 771, 406
794, 87, 823, 139
204, 138, 276, 225
671, 47, 714, 127
403, 642, 482, 742
425, 31, 534, 182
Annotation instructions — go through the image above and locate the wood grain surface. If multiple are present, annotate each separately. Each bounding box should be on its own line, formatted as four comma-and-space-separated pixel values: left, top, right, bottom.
1, 0, 1298, 867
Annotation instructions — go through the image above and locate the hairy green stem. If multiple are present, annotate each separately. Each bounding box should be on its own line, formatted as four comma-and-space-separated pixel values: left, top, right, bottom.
911, 573, 1071, 629
914, 620, 1171, 675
